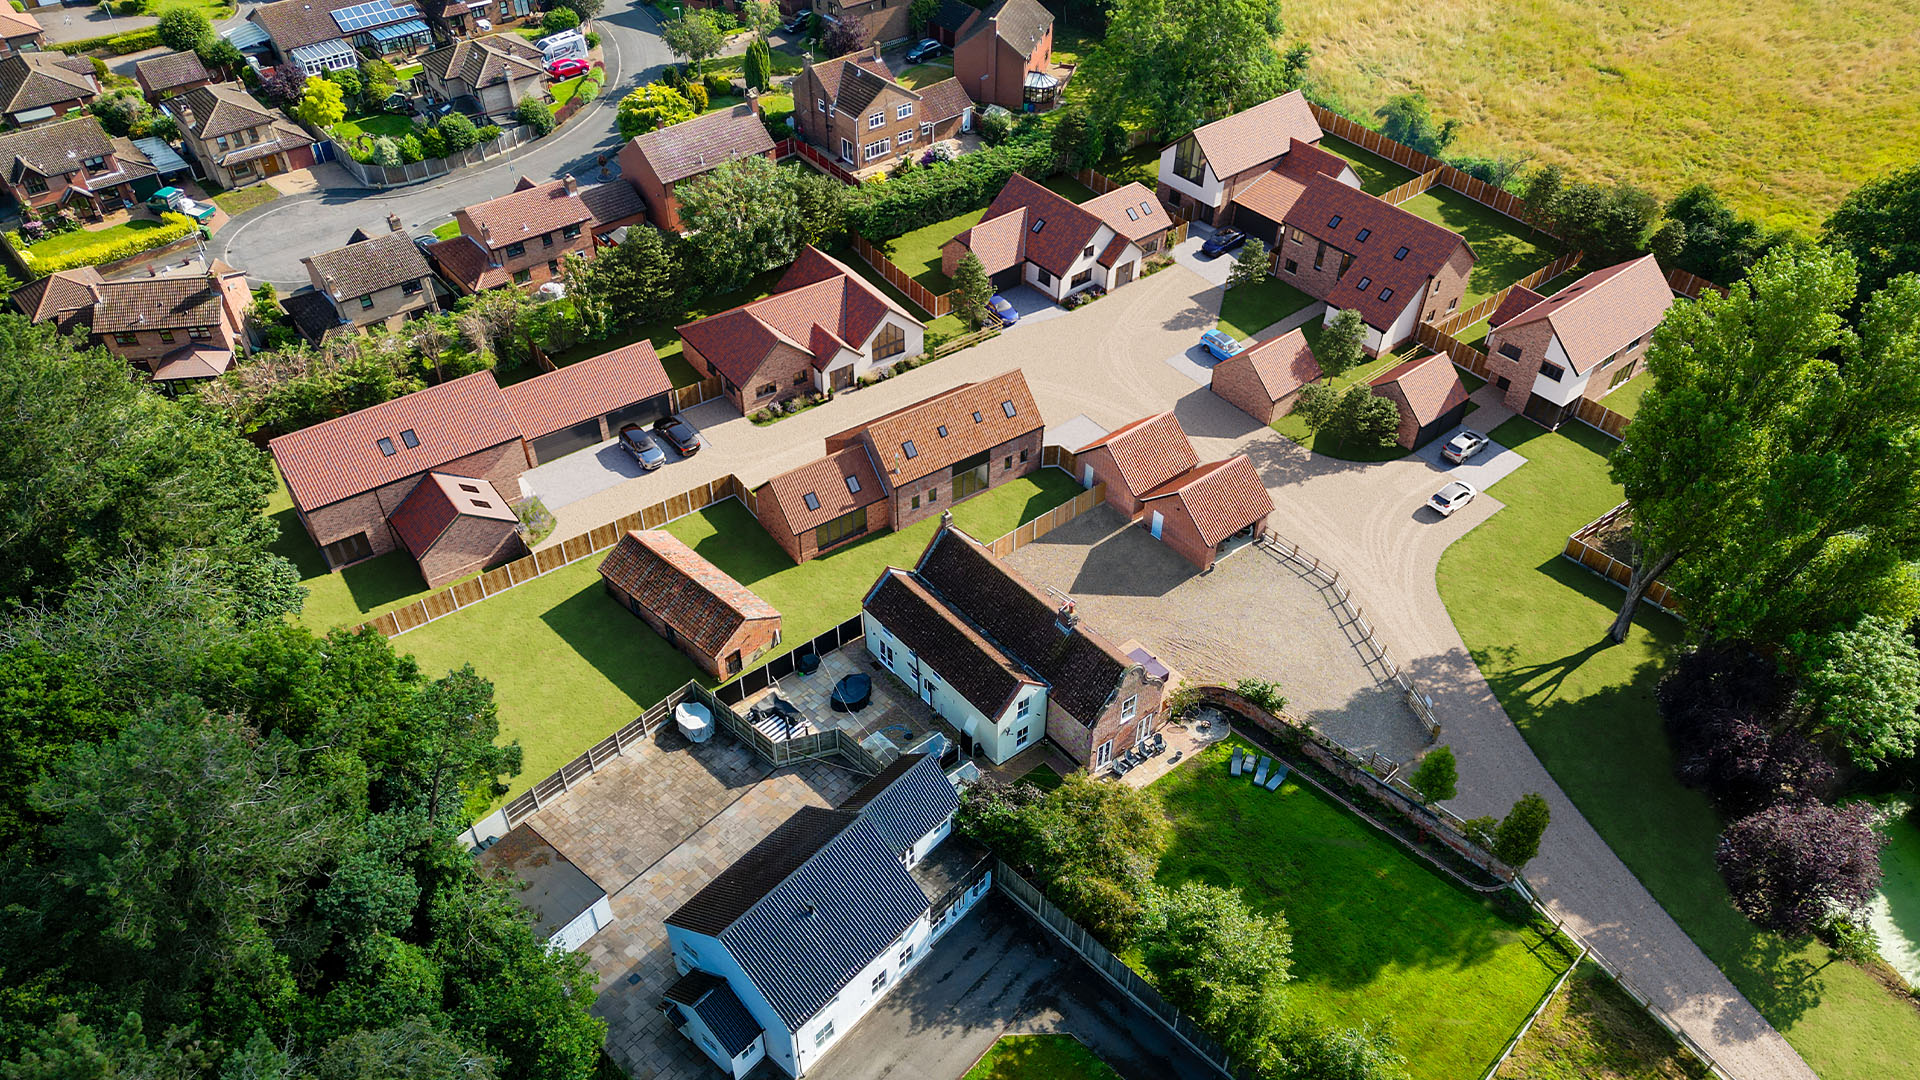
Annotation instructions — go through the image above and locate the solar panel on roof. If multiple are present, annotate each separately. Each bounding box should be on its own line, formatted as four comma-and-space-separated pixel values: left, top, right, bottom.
331, 0, 418, 32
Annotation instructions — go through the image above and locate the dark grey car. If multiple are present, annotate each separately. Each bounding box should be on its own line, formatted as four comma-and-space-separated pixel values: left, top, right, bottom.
619, 425, 668, 470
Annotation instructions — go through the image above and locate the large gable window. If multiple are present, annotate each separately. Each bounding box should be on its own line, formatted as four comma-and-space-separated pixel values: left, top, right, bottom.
872, 322, 906, 359
816, 505, 867, 549
1171, 134, 1204, 184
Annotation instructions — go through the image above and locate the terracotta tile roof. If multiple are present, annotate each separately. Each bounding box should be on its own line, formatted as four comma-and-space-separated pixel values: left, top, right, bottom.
627, 103, 777, 186
1139, 454, 1273, 546
959, 173, 1104, 278
864, 568, 1036, 719
134, 51, 210, 93
423, 235, 505, 292
760, 444, 885, 534
459, 176, 593, 251
857, 369, 1041, 487
268, 370, 523, 511
173, 83, 279, 140
910, 523, 1134, 725
0, 52, 95, 113
1076, 412, 1197, 496
807, 51, 893, 104
678, 246, 914, 385
598, 530, 779, 656
1230, 169, 1306, 226
945, 211, 1025, 275
148, 343, 234, 382
957, 0, 1052, 55
1095, 233, 1129, 268
303, 229, 433, 300
0, 5, 41, 40
90, 273, 227, 333
1280, 171, 1471, 329
0, 115, 113, 179
500, 340, 670, 440
1230, 327, 1321, 401
11, 265, 101, 323
420, 32, 545, 92
912, 77, 973, 124
1496, 255, 1673, 374
1080, 182, 1169, 244
1370, 352, 1470, 426
1187, 90, 1322, 182
578, 179, 647, 229
1488, 285, 1545, 329
389, 472, 516, 558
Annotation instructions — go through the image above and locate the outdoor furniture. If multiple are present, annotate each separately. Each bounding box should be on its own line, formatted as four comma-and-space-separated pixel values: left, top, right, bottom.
1230, 747, 1244, 775
794, 651, 821, 676
1264, 762, 1289, 791
1149, 733, 1166, 754
828, 672, 872, 712
1253, 757, 1271, 785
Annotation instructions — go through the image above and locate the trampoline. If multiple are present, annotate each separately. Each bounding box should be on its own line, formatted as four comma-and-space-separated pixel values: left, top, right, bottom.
829, 673, 872, 713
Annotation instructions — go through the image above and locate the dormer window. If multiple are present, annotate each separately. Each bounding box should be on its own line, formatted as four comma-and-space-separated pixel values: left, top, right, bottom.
902, 440, 918, 459
400, 429, 419, 448
81, 155, 106, 174
1356, 228, 1371, 242
1355, 276, 1371, 291
803, 492, 820, 511
1394, 246, 1409, 260
377, 437, 396, 456
1327, 214, 1342, 229
1001, 400, 1017, 418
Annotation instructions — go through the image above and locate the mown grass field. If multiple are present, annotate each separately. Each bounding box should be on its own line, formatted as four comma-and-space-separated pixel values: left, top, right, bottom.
1284, 0, 1920, 230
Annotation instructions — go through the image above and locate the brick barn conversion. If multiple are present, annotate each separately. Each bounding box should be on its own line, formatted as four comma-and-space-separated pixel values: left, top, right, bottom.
598, 529, 783, 679
1074, 412, 1275, 570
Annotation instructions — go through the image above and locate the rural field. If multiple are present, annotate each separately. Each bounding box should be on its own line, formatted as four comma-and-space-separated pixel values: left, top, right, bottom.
1284, 0, 1920, 231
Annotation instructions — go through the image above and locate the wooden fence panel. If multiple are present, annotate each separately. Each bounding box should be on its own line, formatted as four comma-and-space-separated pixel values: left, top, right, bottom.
1665, 266, 1725, 299
390, 602, 429, 633
1381, 168, 1440, 206
450, 577, 485, 608
421, 590, 457, 621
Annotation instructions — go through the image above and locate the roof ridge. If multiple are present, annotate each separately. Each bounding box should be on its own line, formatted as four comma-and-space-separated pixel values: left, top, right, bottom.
899, 563, 1048, 689
723, 807, 864, 930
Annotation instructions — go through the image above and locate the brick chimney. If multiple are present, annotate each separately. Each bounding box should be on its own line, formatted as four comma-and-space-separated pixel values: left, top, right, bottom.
386, 213, 404, 232
479, 221, 492, 245
564, 174, 579, 196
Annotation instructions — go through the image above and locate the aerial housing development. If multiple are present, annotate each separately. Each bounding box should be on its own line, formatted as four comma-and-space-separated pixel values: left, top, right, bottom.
4, 4, 1917, 1080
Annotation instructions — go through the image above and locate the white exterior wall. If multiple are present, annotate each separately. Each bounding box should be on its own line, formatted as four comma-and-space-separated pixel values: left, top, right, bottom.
1331, 162, 1363, 190
677, 1006, 766, 1079
860, 615, 1043, 764
548, 894, 615, 953
666, 927, 798, 1074
1023, 228, 1118, 302
1530, 333, 1593, 406
909, 816, 952, 866
1324, 305, 1387, 354
1381, 283, 1431, 352
1157, 144, 1222, 208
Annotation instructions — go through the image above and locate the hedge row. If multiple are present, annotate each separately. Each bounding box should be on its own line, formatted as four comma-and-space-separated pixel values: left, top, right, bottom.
842, 129, 1059, 240
20, 213, 198, 277
54, 28, 163, 56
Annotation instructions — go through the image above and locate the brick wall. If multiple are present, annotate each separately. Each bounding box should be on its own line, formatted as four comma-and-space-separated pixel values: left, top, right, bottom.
1423, 243, 1474, 326
300, 438, 530, 565
888, 427, 1041, 531
1208, 355, 1280, 425
417, 515, 527, 587
1484, 317, 1556, 411
1074, 443, 1147, 517
1272, 226, 1348, 301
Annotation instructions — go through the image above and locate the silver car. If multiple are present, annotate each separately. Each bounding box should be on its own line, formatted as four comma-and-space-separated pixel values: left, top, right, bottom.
1441, 429, 1489, 464
1429, 480, 1477, 517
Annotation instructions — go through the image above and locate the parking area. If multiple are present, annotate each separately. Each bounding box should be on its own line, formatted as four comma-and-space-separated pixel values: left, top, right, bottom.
1006, 505, 1431, 762
814, 893, 1222, 1080
1411, 421, 1530, 493
519, 416, 715, 512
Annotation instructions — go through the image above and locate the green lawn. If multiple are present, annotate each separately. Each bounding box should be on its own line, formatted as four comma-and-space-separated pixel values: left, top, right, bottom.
1598, 371, 1653, 421
211, 184, 279, 217
963, 1035, 1122, 1080
1318, 133, 1422, 196
1497, 961, 1709, 1080
391, 472, 1083, 797
1019, 763, 1063, 791
1269, 342, 1439, 462
549, 76, 587, 111
1152, 738, 1573, 1080
1434, 417, 1920, 1080
271, 474, 449, 632
1041, 174, 1098, 203
1865, 796, 1920, 988
14, 217, 171, 260
138, 0, 233, 18
1396, 187, 1557, 308
1216, 275, 1317, 341
883, 207, 986, 294
1049, 26, 1100, 68
1092, 142, 1162, 187
431, 220, 462, 241
394, 62, 424, 82
331, 114, 417, 142
896, 61, 954, 89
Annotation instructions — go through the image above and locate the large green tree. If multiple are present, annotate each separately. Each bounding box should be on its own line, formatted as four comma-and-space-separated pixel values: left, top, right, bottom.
1607, 247, 1920, 642
1141, 880, 1292, 1061
1077, 0, 1289, 140
676, 154, 808, 292
661, 15, 726, 70
1792, 615, 1920, 767
1824, 159, 1920, 307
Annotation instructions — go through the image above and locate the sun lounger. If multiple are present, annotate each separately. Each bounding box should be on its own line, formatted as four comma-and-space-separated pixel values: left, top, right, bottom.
1264, 762, 1289, 791
1253, 756, 1270, 785
1230, 746, 1244, 775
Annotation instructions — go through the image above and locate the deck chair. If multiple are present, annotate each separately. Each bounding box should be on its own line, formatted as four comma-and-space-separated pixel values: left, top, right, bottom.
1253, 756, 1270, 786
1264, 762, 1289, 791
1230, 746, 1244, 776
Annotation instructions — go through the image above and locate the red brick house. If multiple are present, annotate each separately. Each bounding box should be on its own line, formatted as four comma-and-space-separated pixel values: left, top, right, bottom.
1135, 455, 1273, 571
1369, 353, 1472, 450
952, 0, 1055, 110
1072, 412, 1196, 517
0, 116, 157, 220
861, 519, 1165, 772
792, 48, 971, 170
818, 0, 913, 48
269, 342, 671, 580
679, 245, 925, 411
941, 173, 1173, 301
425, 175, 647, 296
599, 529, 783, 678
168, 83, 315, 189
1156, 91, 1358, 225
0, 51, 98, 128
1209, 326, 1322, 424
0, 6, 45, 57
1483, 254, 1673, 428
12, 261, 253, 390
134, 51, 214, 102
756, 370, 1044, 563
616, 103, 776, 233
389, 471, 527, 587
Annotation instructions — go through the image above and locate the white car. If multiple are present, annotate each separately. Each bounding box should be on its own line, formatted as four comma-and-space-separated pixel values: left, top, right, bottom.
1441, 429, 1489, 464
1429, 480, 1477, 517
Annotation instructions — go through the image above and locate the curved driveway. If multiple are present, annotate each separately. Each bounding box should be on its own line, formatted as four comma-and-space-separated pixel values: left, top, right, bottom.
211, 3, 677, 286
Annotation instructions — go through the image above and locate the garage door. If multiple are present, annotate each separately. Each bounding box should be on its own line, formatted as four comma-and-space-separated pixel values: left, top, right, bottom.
991, 267, 1023, 291
530, 417, 605, 464
605, 393, 669, 430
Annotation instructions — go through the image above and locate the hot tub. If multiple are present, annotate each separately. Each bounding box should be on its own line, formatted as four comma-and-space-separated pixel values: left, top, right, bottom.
829, 672, 872, 713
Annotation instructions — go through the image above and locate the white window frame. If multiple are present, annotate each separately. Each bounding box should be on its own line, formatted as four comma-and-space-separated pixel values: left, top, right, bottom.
840, 138, 853, 161
867, 111, 884, 129
896, 130, 913, 147
1121, 694, 1137, 720
818, 97, 828, 113
813, 1021, 835, 1048
864, 139, 888, 161
896, 102, 913, 119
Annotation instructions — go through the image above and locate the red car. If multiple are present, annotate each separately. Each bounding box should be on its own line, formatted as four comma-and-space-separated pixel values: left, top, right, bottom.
547, 58, 590, 79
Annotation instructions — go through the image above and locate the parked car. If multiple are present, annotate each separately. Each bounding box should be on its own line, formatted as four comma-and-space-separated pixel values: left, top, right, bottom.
547, 57, 590, 79
1200, 329, 1244, 361
1429, 480, 1477, 517
988, 293, 1019, 326
905, 38, 947, 63
618, 425, 667, 470
654, 414, 703, 455
783, 8, 812, 33
1201, 228, 1247, 258
1440, 429, 1489, 464
413, 235, 437, 253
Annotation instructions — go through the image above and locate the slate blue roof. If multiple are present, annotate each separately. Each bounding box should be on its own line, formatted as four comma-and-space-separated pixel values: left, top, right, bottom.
839, 754, 959, 854
663, 970, 763, 1057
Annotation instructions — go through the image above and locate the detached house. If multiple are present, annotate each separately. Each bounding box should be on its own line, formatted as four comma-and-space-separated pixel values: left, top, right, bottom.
0, 116, 156, 219
793, 48, 971, 170
288, 220, 437, 341
424, 175, 646, 296
1209, 326, 1322, 424
952, 0, 1056, 110
0, 51, 97, 128
616, 103, 777, 233
13, 261, 254, 389
1483, 254, 1673, 428
663, 753, 986, 1078
0, 6, 45, 57
419, 32, 548, 121
168, 83, 315, 188
1157, 91, 1357, 225
940, 173, 1172, 300
679, 245, 925, 411
134, 51, 214, 102
598, 529, 783, 679
755, 370, 1043, 564
862, 521, 1166, 769
249, 0, 433, 72
1074, 413, 1274, 570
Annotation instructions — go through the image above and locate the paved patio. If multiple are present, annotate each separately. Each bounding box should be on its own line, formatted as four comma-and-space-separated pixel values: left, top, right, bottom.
744, 646, 967, 763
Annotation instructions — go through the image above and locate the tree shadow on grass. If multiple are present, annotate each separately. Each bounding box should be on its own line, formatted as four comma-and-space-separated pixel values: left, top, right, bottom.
537, 579, 702, 709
